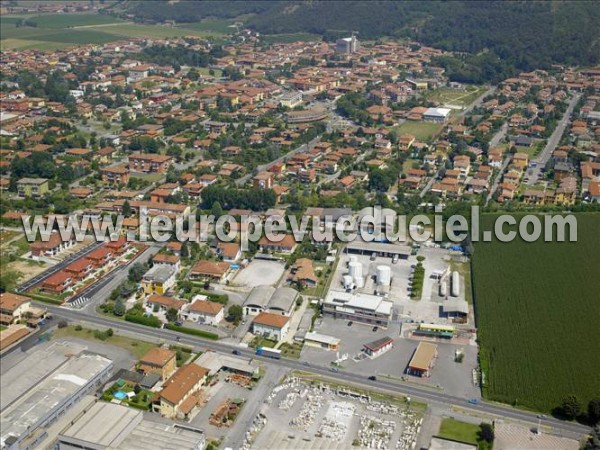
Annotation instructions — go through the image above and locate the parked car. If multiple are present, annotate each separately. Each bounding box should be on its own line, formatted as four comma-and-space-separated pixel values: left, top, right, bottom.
368, 375, 377, 381
330, 367, 339, 373
175, 321, 183, 326
372, 326, 378, 332
232, 350, 241, 356
468, 398, 479, 405
347, 321, 353, 326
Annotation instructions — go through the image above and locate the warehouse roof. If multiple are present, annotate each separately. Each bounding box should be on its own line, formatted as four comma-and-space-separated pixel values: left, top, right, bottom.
408, 342, 437, 371
305, 332, 341, 346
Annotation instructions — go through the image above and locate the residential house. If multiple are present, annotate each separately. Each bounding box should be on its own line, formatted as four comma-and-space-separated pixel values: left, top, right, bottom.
41, 271, 73, 294
145, 295, 186, 315
0, 292, 31, 326
288, 258, 318, 288
188, 260, 231, 283
101, 165, 130, 186
184, 298, 224, 326
17, 178, 49, 198
142, 265, 177, 295
128, 153, 173, 173
157, 364, 209, 419
251, 312, 290, 341
258, 234, 298, 254
138, 347, 177, 381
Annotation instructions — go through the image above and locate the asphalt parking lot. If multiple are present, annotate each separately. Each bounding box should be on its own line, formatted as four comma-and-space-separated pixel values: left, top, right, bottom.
232, 260, 286, 287
302, 316, 479, 399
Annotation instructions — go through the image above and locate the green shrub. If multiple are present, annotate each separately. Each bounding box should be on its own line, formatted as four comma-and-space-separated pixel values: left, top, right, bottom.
165, 324, 219, 340
125, 313, 161, 328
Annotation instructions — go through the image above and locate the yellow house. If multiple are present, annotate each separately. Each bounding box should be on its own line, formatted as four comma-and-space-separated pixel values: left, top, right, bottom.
512, 152, 529, 170
141, 265, 176, 295
138, 347, 177, 381
157, 364, 208, 419
17, 178, 49, 198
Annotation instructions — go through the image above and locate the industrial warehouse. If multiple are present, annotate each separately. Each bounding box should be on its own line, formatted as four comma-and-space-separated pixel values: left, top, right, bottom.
1, 343, 113, 450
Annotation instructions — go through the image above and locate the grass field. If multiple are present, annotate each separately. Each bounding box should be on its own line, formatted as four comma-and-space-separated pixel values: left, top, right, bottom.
472, 213, 600, 413
176, 19, 236, 35
437, 418, 479, 445
424, 86, 488, 108
0, 13, 227, 50
53, 324, 157, 359
394, 121, 444, 142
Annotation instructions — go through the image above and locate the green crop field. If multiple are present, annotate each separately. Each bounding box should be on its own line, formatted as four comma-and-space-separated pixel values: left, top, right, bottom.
0, 13, 222, 50
26, 13, 124, 28
472, 213, 600, 413
176, 19, 236, 35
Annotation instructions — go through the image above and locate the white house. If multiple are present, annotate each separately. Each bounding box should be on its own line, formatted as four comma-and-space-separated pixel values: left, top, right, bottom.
184, 297, 224, 326
251, 312, 290, 342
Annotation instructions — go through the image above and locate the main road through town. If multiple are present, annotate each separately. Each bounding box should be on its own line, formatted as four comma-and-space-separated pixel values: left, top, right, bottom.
37, 303, 591, 441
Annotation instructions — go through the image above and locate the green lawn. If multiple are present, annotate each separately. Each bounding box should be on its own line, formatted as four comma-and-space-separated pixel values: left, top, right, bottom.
279, 342, 303, 359
473, 213, 600, 412
437, 418, 479, 445
249, 336, 277, 349
0, 325, 7, 331
52, 325, 157, 359
394, 121, 444, 142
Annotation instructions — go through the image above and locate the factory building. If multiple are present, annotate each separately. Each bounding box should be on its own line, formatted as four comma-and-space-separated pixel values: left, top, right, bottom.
56, 399, 206, 450
1, 343, 113, 450
322, 290, 393, 327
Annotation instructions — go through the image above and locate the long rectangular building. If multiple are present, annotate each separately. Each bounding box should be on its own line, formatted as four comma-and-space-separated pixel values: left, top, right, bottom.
322, 290, 393, 327
1, 343, 113, 450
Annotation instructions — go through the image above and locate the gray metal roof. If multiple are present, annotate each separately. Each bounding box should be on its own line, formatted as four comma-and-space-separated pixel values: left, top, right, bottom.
268, 287, 298, 313
243, 285, 275, 308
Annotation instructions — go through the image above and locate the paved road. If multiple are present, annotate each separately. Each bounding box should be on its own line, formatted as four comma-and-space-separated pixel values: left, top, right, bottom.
16, 240, 105, 292
37, 304, 590, 440
526, 93, 580, 185
71, 244, 161, 311
485, 155, 511, 206
485, 123, 510, 205
234, 136, 322, 186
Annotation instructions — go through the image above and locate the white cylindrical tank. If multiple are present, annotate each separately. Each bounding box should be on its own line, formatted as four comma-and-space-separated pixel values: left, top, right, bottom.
354, 275, 364, 288
376, 265, 391, 286
347, 255, 358, 266
348, 261, 363, 279
451, 271, 460, 297
342, 275, 354, 289
440, 280, 447, 297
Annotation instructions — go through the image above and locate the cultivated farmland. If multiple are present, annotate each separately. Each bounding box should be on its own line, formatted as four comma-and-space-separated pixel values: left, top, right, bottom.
472, 213, 600, 413
0, 12, 231, 50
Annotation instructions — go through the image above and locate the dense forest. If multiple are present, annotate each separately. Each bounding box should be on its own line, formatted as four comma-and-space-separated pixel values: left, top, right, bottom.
121, 1, 600, 83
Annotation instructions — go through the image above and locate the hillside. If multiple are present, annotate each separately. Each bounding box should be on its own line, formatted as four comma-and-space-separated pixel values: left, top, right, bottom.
120, 1, 600, 83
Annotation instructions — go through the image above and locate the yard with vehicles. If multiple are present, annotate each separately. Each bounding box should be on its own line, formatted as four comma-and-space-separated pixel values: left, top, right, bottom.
472, 213, 600, 413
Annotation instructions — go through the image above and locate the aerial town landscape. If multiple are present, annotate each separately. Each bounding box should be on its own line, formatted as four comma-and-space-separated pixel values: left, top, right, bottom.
0, 1, 599, 450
